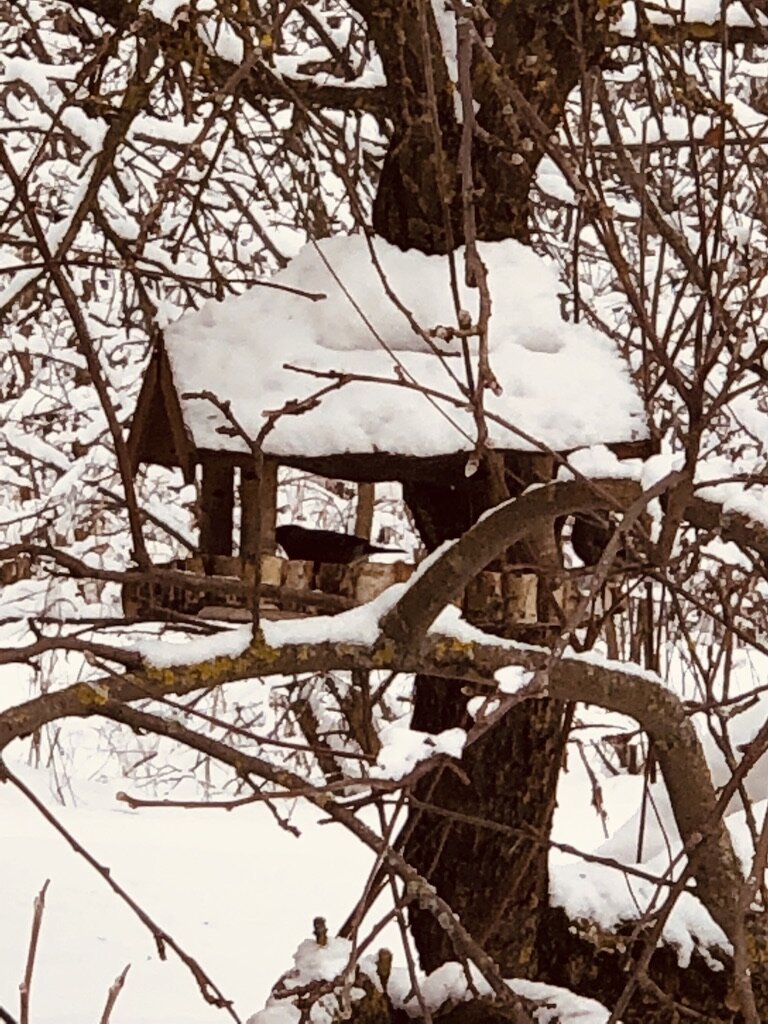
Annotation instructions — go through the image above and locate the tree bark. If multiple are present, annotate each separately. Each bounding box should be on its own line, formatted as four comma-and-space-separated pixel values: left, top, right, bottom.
399, 459, 567, 977
365, 0, 611, 252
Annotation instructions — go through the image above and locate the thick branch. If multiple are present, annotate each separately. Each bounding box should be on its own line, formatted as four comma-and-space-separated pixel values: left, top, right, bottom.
609, 21, 768, 50
380, 477, 639, 648
5, 475, 768, 958
548, 656, 743, 949
0, 622, 746, 950
382, 475, 768, 649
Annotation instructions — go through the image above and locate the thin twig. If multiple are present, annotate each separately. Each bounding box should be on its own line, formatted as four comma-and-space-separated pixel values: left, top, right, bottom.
99, 964, 131, 1024
19, 880, 49, 1024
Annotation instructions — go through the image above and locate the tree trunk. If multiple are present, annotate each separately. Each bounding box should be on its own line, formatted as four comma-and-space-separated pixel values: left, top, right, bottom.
362, 0, 610, 251
362, 0, 604, 982
399, 458, 566, 977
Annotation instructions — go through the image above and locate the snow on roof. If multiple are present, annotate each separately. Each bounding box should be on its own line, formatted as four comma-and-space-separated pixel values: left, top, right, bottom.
163, 235, 648, 461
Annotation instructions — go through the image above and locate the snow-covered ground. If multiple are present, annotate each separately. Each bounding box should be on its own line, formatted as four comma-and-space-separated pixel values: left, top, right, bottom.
4, 648, 767, 1022
1, 757, 374, 1024
0, 716, 676, 1024
0, 746, 620, 1024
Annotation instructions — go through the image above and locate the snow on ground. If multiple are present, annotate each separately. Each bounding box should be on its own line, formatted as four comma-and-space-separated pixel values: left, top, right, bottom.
400, 962, 612, 1023
5, 640, 768, 1019
551, 774, 732, 968
163, 236, 647, 459
0, 757, 375, 1024
1, 713, 754, 1023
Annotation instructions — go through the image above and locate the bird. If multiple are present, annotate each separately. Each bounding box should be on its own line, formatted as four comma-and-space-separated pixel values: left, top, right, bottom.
275, 523, 404, 564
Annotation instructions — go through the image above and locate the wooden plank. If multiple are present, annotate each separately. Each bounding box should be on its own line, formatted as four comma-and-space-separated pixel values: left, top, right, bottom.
240, 466, 260, 561
260, 458, 278, 553
354, 482, 375, 540
240, 457, 278, 558
126, 350, 159, 474
354, 562, 409, 603
199, 456, 234, 556
127, 341, 198, 481
156, 343, 196, 482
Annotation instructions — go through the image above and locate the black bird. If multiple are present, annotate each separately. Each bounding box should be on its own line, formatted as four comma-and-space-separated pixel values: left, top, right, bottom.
275, 524, 403, 564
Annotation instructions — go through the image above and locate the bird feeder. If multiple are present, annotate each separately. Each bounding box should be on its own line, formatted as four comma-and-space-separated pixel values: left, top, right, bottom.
125, 236, 652, 627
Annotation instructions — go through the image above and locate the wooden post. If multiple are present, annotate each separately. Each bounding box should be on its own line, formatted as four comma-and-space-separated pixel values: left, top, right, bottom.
241, 457, 278, 559
355, 482, 375, 540
199, 456, 234, 557
240, 467, 259, 561
261, 458, 278, 553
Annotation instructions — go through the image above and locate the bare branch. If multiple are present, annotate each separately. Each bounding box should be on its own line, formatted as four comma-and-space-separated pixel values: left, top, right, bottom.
99, 964, 131, 1024
19, 880, 49, 1024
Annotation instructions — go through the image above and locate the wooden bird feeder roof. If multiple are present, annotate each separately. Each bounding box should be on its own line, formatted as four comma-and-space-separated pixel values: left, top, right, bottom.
127, 236, 652, 485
